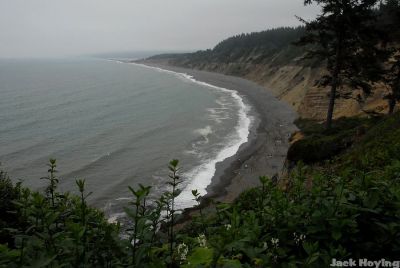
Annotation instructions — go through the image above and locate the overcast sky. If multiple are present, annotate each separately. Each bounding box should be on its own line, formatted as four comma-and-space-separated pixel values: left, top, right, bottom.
0, 0, 319, 58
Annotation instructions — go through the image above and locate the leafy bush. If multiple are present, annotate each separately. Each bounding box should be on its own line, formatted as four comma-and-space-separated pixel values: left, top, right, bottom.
1, 114, 400, 267
287, 132, 354, 164
343, 113, 400, 170
0, 162, 124, 267
0, 170, 20, 247
288, 116, 379, 164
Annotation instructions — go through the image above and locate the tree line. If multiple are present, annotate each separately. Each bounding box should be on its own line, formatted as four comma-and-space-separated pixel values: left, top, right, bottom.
153, 0, 400, 129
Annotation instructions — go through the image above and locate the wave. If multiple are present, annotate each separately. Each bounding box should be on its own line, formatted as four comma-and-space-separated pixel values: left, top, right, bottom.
194, 125, 212, 144
107, 212, 126, 224
207, 107, 231, 124
115, 197, 131, 201
132, 63, 253, 210
59, 122, 174, 179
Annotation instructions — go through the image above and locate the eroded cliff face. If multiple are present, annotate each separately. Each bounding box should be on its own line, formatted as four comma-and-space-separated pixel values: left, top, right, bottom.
159, 57, 392, 120
240, 63, 390, 120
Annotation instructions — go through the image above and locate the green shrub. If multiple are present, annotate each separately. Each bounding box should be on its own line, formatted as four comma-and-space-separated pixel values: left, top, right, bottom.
0, 171, 20, 246
1, 113, 400, 267
287, 132, 354, 164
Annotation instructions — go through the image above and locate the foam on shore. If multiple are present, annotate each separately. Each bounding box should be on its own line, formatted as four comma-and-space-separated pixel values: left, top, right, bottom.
132, 62, 252, 209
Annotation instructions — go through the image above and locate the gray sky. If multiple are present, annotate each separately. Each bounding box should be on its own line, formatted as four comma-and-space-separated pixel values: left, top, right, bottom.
0, 0, 319, 58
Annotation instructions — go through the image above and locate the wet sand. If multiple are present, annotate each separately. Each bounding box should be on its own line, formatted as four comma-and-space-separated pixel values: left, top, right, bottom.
137, 61, 298, 203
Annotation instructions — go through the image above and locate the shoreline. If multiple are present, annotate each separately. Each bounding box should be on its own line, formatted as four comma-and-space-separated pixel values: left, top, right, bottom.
135, 60, 298, 205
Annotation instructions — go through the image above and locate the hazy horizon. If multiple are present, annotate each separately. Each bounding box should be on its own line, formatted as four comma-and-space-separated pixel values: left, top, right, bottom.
0, 0, 319, 59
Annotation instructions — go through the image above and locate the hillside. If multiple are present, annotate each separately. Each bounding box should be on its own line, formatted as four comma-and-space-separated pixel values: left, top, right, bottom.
145, 27, 393, 120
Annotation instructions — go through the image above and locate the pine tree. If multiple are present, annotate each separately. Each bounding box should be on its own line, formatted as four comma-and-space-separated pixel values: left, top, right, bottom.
298, 0, 381, 128
385, 57, 400, 114
379, 0, 400, 114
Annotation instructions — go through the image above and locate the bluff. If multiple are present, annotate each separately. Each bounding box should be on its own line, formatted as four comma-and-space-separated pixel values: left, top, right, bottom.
145, 27, 391, 120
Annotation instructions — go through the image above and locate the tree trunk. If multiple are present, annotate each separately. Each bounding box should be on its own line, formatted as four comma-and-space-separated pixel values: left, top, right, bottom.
388, 97, 396, 114
390, 66, 400, 115
326, 84, 337, 129
326, 33, 343, 129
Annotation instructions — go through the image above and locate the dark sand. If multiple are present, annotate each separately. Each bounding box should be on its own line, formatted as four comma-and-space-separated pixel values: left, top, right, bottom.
137, 61, 298, 203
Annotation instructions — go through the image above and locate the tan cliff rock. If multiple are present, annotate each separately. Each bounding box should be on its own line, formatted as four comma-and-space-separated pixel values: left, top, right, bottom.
143, 58, 395, 120
219, 64, 394, 120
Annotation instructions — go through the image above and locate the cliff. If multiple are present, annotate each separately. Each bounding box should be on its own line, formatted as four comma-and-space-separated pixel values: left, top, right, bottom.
145, 27, 391, 120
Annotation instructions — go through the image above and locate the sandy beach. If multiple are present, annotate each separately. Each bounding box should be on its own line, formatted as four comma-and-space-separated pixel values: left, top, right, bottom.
137, 61, 298, 203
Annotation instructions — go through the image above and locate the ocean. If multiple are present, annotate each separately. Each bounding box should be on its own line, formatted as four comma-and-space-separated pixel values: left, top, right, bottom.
0, 57, 252, 221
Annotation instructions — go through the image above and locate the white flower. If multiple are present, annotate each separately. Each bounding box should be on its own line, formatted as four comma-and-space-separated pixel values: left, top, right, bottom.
271, 238, 279, 248
197, 234, 207, 247
262, 242, 268, 250
177, 243, 189, 262
293, 232, 306, 245
293, 232, 300, 244
225, 224, 232, 231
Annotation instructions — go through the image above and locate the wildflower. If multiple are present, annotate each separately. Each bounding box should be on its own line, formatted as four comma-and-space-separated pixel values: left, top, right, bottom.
293, 232, 300, 244
262, 241, 268, 250
271, 238, 279, 248
293, 232, 306, 245
197, 234, 207, 247
225, 224, 232, 231
177, 243, 189, 262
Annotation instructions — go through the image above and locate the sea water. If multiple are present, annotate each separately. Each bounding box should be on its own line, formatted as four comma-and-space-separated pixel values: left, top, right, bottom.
0, 57, 252, 221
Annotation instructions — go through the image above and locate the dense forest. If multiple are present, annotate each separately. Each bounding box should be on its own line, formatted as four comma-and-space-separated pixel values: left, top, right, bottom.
2, 0, 400, 267
148, 26, 309, 69
147, 0, 400, 121
149, 1, 400, 69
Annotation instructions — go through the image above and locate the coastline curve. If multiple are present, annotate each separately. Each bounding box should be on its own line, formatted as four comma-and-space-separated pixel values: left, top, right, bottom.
131, 62, 253, 209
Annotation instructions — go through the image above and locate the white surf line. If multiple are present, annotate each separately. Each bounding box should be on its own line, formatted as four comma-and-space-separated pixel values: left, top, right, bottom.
129, 62, 253, 210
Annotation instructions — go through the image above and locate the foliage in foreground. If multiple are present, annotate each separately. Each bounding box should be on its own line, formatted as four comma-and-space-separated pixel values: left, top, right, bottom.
1, 114, 400, 267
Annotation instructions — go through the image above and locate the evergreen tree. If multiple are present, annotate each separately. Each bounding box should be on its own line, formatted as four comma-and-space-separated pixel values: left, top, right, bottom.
385, 57, 400, 114
379, 0, 400, 114
378, 0, 400, 36
298, 0, 381, 128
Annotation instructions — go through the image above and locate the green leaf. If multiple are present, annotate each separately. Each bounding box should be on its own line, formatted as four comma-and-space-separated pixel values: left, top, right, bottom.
183, 247, 213, 267
219, 258, 242, 268
332, 229, 342, 241
169, 159, 179, 168
363, 191, 379, 209
30, 254, 57, 268
306, 253, 319, 265
303, 241, 318, 255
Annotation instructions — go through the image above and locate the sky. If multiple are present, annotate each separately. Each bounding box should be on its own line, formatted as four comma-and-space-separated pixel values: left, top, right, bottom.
0, 0, 319, 58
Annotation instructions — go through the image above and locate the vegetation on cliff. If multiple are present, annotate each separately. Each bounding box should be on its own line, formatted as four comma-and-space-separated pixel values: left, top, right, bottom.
2, 112, 400, 267
148, 26, 309, 73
